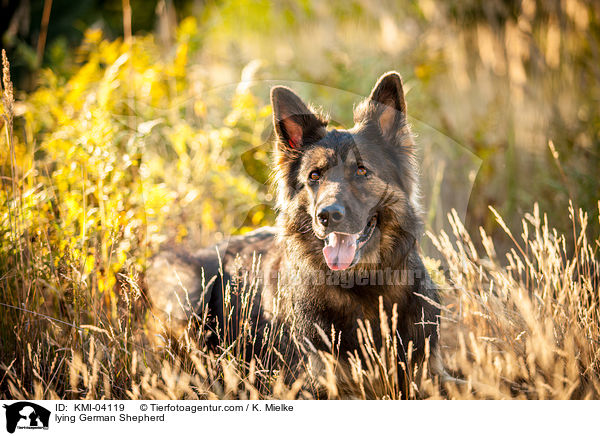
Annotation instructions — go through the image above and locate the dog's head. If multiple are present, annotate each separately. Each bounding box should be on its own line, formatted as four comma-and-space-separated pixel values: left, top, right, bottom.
271, 72, 422, 271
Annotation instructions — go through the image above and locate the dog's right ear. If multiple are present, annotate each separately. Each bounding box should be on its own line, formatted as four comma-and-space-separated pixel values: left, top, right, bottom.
271, 86, 327, 151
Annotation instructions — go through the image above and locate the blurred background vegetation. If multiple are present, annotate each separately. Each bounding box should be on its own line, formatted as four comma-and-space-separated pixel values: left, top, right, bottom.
0, 0, 598, 399
2, 0, 598, 249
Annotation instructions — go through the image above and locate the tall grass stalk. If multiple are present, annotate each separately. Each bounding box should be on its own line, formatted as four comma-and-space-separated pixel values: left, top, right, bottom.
1, 194, 598, 398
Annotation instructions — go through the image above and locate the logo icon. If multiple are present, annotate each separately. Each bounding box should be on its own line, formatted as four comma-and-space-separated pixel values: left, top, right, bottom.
3, 402, 50, 434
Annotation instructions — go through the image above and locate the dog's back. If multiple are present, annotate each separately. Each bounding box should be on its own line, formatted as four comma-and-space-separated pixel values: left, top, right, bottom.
147, 227, 277, 324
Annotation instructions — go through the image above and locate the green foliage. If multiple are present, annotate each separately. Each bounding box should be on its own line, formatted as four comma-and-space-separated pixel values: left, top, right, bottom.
0, 21, 274, 389
1, 0, 599, 399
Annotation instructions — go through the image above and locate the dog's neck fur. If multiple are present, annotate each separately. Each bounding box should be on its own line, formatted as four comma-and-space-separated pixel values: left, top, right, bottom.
272, 208, 425, 343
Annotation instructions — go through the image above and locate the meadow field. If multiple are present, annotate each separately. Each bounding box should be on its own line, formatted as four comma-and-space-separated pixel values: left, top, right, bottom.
0, 0, 599, 399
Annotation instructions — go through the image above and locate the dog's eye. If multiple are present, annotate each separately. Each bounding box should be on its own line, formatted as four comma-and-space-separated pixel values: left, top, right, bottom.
309, 170, 321, 181
356, 166, 368, 176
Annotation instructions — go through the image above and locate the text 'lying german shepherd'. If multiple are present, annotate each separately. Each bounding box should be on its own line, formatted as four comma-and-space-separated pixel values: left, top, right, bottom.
147, 72, 441, 398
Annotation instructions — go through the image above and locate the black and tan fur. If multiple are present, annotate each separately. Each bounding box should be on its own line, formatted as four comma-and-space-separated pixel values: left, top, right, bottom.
147, 72, 441, 397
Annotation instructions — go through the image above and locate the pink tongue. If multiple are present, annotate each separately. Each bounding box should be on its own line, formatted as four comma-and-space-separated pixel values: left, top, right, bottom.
323, 233, 358, 270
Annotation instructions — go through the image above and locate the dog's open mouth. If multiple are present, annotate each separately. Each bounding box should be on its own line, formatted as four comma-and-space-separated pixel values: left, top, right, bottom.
322, 215, 377, 271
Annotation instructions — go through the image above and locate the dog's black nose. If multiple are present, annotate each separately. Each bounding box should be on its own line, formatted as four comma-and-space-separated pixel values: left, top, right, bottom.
317, 204, 345, 227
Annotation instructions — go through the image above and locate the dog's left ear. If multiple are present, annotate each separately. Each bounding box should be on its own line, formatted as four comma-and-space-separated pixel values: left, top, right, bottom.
355, 71, 407, 138
271, 86, 327, 151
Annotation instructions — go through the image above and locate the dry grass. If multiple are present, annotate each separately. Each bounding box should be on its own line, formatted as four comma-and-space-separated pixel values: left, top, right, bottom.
431, 204, 600, 399
2, 192, 598, 399
2, 24, 600, 399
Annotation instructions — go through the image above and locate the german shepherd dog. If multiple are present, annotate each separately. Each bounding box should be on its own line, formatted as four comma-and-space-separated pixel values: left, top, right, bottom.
148, 72, 441, 397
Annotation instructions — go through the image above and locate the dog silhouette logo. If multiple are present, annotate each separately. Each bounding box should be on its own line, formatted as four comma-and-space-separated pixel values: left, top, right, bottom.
3, 402, 50, 433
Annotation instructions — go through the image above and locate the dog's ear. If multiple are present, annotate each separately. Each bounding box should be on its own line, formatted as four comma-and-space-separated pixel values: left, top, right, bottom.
355, 71, 407, 139
271, 86, 327, 151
